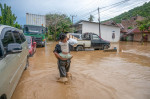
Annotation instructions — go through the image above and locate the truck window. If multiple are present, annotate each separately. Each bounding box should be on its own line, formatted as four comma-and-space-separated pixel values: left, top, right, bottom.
2, 31, 15, 47
83, 33, 91, 40
13, 32, 22, 44
24, 25, 44, 34
93, 35, 100, 40
73, 35, 80, 39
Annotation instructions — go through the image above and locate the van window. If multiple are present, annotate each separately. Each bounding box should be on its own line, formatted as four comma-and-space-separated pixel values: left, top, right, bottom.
2, 32, 15, 47
93, 35, 100, 40
20, 33, 26, 43
13, 32, 22, 44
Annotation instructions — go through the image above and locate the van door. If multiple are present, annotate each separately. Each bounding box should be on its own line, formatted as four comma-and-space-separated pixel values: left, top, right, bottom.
0, 31, 20, 98
91, 34, 103, 49
11, 31, 28, 87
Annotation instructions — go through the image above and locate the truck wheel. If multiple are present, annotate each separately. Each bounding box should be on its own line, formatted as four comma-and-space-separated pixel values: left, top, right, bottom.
0, 94, 7, 99
76, 46, 84, 51
103, 45, 109, 50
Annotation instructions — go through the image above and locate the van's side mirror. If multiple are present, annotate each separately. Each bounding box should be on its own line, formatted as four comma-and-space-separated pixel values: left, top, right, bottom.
7, 43, 22, 54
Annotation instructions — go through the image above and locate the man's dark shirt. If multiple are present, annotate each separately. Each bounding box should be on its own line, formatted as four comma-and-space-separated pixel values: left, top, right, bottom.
53, 44, 62, 54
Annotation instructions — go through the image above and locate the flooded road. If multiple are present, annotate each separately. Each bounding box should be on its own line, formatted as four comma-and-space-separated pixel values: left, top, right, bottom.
12, 42, 150, 99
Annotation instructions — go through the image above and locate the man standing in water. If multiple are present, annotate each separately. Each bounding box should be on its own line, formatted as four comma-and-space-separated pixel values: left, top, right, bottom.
53, 33, 73, 83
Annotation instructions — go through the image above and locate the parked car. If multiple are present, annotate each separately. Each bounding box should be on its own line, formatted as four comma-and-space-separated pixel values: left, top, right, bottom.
25, 36, 36, 56
70, 33, 110, 51
0, 25, 29, 99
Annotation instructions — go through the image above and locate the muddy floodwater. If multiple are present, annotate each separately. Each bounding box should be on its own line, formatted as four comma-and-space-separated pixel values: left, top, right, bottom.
12, 42, 150, 99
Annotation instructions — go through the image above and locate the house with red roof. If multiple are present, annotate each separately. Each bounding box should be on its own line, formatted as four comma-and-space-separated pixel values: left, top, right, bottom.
126, 27, 150, 42
133, 27, 150, 42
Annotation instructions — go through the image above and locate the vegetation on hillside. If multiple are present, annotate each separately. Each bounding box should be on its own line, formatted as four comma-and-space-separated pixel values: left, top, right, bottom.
105, 1, 150, 23
0, 3, 21, 28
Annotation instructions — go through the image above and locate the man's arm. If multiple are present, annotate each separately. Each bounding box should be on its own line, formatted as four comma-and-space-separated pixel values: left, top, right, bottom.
53, 52, 68, 60
53, 44, 68, 60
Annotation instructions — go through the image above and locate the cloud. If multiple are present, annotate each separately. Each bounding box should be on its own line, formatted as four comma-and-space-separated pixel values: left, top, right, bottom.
1, 0, 150, 25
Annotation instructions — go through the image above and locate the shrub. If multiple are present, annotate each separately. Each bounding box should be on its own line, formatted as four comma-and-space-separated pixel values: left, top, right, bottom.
48, 35, 53, 41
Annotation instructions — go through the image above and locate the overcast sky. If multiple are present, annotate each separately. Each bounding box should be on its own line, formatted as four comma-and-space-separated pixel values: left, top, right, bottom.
1, 0, 150, 25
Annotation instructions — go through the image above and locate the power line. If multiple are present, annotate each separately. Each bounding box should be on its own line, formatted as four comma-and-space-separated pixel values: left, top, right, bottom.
79, 0, 130, 18
75, 0, 130, 22
99, 0, 149, 21
72, 0, 100, 15
75, 0, 148, 23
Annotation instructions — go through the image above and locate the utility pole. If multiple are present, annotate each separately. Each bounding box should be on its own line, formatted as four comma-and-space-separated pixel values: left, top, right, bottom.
71, 15, 76, 24
98, 7, 101, 37
70, 15, 76, 33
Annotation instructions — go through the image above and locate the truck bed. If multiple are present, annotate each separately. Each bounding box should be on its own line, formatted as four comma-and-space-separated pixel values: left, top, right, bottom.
77, 40, 91, 48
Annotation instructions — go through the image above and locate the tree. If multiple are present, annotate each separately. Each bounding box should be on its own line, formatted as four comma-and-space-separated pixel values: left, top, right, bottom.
88, 15, 94, 22
0, 3, 20, 29
46, 13, 72, 40
104, 1, 150, 23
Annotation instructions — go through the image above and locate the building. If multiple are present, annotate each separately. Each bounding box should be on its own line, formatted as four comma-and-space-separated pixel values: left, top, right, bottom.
121, 16, 145, 30
73, 20, 120, 42
114, 16, 144, 41
133, 27, 150, 42
117, 23, 127, 41
125, 27, 150, 42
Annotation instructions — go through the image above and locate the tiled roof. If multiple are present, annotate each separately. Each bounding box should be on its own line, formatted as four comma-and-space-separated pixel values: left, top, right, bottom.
127, 27, 150, 34
133, 27, 150, 33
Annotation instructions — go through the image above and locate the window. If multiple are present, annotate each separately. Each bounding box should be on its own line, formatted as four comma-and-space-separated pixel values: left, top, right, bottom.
2, 31, 15, 47
93, 34, 100, 40
112, 33, 115, 39
73, 35, 80, 39
20, 33, 26, 43
83, 33, 91, 40
13, 32, 22, 44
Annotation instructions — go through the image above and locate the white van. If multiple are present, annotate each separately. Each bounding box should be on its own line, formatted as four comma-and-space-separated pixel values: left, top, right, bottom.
0, 25, 29, 99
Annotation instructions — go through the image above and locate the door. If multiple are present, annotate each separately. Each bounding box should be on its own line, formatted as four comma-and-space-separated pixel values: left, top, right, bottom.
12, 30, 28, 79
0, 30, 20, 98
91, 34, 103, 49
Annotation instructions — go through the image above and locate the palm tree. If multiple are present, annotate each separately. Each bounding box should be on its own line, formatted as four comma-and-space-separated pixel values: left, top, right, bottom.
88, 15, 94, 22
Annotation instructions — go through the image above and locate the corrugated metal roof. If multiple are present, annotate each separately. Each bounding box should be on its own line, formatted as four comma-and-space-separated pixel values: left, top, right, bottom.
73, 20, 119, 27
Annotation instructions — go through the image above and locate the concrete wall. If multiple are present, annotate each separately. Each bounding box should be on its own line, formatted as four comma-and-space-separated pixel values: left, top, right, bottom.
148, 34, 150, 42
134, 33, 142, 41
81, 22, 120, 42
134, 33, 150, 42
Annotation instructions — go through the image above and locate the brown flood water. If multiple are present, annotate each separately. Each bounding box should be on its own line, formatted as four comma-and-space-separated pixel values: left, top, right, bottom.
12, 42, 150, 99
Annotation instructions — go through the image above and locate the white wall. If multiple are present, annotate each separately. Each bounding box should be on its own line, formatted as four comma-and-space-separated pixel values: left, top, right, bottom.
81, 22, 120, 42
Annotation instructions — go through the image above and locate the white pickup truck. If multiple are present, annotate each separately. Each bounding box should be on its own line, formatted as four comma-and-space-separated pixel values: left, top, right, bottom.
69, 33, 110, 51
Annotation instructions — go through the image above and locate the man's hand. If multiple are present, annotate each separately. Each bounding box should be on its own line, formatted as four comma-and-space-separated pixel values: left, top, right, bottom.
53, 52, 68, 60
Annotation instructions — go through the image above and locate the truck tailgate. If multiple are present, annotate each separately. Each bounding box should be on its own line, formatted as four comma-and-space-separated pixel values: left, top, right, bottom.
77, 40, 91, 47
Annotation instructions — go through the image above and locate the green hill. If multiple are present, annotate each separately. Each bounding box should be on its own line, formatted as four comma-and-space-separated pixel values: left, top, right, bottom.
105, 1, 150, 23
